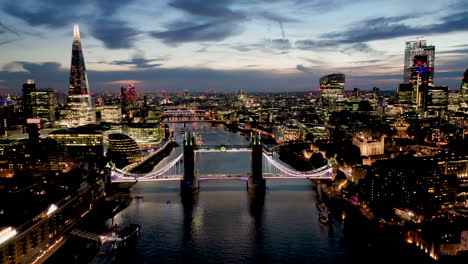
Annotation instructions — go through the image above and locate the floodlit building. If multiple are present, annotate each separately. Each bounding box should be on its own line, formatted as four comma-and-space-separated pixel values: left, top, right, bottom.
59, 24, 95, 127
320, 73, 345, 106
402, 40, 435, 109
460, 68, 468, 111
107, 133, 142, 167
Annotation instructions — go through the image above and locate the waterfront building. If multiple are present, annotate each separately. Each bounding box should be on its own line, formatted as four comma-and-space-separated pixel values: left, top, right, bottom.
124, 123, 163, 149
272, 124, 303, 142
59, 25, 95, 127
107, 133, 142, 167
47, 128, 103, 170
0, 174, 104, 264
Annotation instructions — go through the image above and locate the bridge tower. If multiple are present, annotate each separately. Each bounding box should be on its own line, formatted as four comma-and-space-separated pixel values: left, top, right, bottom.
181, 132, 199, 192
248, 133, 265, 192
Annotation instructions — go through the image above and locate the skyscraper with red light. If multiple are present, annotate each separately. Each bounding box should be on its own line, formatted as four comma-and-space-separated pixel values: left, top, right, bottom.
403, 40, 435, 109
460, 68, 468, 110
59, 25, 95, 126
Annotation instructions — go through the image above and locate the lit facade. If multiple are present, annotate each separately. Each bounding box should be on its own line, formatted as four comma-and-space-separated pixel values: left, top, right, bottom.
461, 68, 468, 110
352, 132, 385, 157
403, 40, 435, 108
319, 73, 345, 104
60, 24, 95, 127
124, 123, 162, 149
107, 133, 142, 167
425, 86, 448, 111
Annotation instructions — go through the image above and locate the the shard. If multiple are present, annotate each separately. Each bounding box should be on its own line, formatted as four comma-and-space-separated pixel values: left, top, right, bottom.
60, 24, 95, 126
69, 24, 90, 98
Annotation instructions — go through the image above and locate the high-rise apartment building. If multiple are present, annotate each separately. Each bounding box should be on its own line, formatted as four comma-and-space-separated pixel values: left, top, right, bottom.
402, 40, 435, 109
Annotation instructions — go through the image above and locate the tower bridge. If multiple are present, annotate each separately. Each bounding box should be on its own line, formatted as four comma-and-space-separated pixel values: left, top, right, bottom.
110, 133, 339, 192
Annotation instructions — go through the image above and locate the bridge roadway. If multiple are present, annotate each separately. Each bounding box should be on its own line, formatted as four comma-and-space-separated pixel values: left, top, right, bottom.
113, 173, 333, 182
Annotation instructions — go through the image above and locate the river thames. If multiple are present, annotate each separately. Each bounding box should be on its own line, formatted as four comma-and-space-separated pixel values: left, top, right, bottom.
48, 123, 425, 264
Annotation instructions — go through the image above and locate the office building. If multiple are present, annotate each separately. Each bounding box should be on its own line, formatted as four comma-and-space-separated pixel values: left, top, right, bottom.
319, 73, 345, 106
461, 68, 468, 110
402, 40, 435, 109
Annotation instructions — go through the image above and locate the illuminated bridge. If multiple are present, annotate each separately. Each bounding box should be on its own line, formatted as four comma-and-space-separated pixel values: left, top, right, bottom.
161, 109, 232, 124
111, 134, 337, 191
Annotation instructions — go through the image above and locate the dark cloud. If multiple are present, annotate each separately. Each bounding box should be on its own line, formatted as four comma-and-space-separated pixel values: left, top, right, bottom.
3, 3, 79, 28
258, 11, 301, 23
96, 0, 133, 16
296, 64, 312, 73
320, 12, 468, 44
340, 43, 375, 55
438, 49, 468, 54
350, 60, 381, 64
89, 19, 140, 49
0, 21, 20, 36
298, 57, 322, 64
168, 0, 244, 19
267, 39, 291, 50
2, 1, 139, 49
150, 21, 242, 44
109, 56, 164, 69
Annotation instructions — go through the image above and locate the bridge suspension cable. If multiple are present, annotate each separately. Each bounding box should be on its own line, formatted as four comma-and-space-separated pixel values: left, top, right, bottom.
262, 153, 332, 178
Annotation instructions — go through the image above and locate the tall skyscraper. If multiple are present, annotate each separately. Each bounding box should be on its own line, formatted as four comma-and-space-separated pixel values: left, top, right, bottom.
319, 73, 345, 108
460, 68, 468, 110
60, 25, 95, 127
402, 40, 435, 109
22, 79, 37, 119
68, 24, 91, 105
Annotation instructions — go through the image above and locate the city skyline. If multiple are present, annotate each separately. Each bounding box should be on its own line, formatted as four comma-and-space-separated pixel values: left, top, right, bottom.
0, 0, 467, 94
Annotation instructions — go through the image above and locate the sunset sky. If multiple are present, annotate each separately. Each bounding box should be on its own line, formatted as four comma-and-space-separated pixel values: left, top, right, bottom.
0, 0, 467, 94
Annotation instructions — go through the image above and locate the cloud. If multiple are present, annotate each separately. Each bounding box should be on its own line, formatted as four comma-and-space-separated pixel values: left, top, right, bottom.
295, 39, 340, 50
258, 11, 301, 23
340, 43, 376, 55
3, 3, 79, 28
2, 1, 139, 49
102, 80, 145, 85
296, 64, 312, 73
320, 11, 468, 44
298, 57, 323, 64
150, 20, 242, 44
168, 0, 244, 19
2, 62, 29, 72
0, 21, 20, 36
350, 60, 381, 64
89, 19, 140, 49
266, 39, 291, 50
438, 49, 468, 54
109, 53, 165, 69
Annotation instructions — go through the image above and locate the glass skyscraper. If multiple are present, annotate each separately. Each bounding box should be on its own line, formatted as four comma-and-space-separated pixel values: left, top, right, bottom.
403, 40, 435, 109
60, 25, 95, 127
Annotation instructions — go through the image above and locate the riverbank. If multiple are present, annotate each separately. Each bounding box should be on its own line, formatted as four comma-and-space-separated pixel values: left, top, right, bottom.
129, 141, 179, 174
44, 192, 133, 264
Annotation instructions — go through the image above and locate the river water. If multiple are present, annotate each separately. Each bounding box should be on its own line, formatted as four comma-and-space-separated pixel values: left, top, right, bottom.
50, 123, 425, 264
